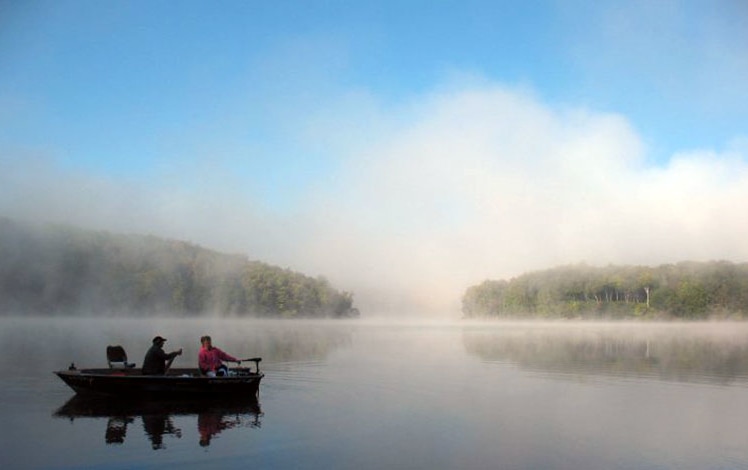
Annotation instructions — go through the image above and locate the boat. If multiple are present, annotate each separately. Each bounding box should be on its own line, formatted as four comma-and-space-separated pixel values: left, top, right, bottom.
55, 366, 264, 397
55, 346, 264, 397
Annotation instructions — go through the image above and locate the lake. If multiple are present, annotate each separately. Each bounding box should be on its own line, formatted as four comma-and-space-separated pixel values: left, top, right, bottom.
2, 317, 748, 469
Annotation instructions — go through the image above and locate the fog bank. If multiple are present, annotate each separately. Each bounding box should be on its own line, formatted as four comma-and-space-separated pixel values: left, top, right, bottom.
2, 83, 747, 316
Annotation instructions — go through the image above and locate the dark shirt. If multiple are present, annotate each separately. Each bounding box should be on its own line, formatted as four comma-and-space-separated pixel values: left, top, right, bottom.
142, 344, 179, 375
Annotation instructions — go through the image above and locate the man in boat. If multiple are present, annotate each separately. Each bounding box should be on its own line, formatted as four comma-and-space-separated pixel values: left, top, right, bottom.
142, 336, 183, 375
198, 335, 239, 377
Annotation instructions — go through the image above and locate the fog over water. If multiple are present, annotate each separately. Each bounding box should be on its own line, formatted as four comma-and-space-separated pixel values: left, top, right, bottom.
4, 4, 747, 464
3, 85, 748, 316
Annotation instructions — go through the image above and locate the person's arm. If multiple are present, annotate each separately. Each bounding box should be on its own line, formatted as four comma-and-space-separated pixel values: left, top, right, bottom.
217, 348, 239, 363
155, 348, 169, 361
166, 349, 183, 360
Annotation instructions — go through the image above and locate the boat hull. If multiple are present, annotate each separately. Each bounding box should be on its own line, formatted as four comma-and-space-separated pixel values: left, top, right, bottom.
55, 367, 263, 397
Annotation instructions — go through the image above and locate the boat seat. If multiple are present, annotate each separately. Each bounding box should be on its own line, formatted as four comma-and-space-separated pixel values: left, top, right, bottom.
107, 345, 136, 369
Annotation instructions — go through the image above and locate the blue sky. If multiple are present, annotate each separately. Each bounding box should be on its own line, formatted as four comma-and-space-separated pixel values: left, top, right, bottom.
1, 1, 747, 314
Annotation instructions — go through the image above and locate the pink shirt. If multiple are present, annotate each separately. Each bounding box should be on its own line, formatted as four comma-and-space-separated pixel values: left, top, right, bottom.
199, 346, 238, 372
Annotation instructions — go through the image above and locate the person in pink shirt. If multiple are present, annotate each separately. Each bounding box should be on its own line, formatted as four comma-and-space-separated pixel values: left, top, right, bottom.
198, 335, 240, 377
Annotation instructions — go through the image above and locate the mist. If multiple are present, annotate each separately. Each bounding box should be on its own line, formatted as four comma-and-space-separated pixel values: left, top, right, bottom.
2, 82, 747, 316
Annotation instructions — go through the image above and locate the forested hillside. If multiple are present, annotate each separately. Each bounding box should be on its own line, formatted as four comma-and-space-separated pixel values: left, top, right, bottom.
462, 262, 748, 319
0, 218, 359, 318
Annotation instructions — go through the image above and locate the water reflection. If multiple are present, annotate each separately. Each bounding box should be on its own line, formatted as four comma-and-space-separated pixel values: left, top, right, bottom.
53, 395, 262, 449
463, 325, 748, 385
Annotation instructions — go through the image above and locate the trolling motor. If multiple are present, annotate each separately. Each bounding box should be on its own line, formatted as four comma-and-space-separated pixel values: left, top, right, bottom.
237, 357, 262, 374
247, 357, 262, 374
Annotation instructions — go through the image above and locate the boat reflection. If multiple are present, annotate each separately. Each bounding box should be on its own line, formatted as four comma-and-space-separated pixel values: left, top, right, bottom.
53, 395, 262, 449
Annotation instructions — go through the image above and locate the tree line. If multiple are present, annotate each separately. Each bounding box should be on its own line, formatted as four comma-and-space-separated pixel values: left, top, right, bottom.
0, 218, 359, 318
462, 261, 748, 319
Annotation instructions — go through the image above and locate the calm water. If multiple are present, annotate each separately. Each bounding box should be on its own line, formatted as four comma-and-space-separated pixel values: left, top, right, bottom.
3, 318, 748, 469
